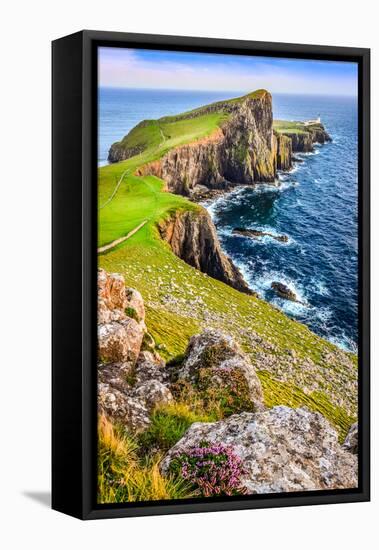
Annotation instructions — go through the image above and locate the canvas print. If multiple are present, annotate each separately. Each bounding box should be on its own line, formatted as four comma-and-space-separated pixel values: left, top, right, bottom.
97, 47, 359, 504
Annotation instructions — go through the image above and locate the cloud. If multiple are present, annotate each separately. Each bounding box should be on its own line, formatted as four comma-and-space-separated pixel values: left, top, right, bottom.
98, 47, 358, 96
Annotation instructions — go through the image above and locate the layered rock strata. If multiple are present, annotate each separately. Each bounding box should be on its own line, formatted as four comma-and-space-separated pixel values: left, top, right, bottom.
158, 209, 252, 294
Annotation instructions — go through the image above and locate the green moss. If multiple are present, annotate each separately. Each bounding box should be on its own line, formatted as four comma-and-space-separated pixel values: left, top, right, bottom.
125, 306, 139, 321
196, 367, 256, 416
233, 140, 250, 164
140, 331, 156, 353
198, 342, 233, 369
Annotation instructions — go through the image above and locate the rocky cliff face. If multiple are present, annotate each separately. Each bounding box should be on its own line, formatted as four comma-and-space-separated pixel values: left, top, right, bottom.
97, 269, 173, 432
131, 91, 292, 195
280, 124, 332, 154
158, 208, 252, 294
109, 91, 332, 196
274, 132, 293, 170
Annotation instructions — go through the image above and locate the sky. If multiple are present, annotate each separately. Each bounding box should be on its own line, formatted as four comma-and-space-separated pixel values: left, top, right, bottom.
98, 47, 358, 96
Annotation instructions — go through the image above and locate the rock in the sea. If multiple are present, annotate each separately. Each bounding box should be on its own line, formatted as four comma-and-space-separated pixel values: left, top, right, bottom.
233, 227, 288, 243
98, 318, 145, 365
161, 406, 358, 492
271, 281, 298, 302
177, 329, 264, 411
343, 422, 358, 454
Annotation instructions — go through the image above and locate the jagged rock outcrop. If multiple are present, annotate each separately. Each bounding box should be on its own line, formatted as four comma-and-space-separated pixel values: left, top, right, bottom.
97, 269, 172, 432
343, 422, 358, 454
98, 269, 147, 364
98, 382, 151, 432
98, 318, 145, 364
134, 351, 168, 385
158, 208, 252, 294
274, 132, 292, 170
280, 124, 332, 153
233, 227, 289, 243
176, 329, 264, 411
98, 269, 145, 324
271, 281, 298, 302
134, 380, 173, 410
161, 406, 358, 492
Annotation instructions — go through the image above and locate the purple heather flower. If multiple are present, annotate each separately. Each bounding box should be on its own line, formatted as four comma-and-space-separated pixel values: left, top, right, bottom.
171, 441, 247, 497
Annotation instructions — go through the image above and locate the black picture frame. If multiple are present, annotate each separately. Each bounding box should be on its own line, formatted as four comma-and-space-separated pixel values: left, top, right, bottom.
52, 30, 370, 520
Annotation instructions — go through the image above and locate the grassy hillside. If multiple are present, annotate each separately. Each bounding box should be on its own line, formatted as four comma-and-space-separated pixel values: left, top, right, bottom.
100, 90, 269, 246
273, 120, 309, 134
98, 93, 357, 439
99, 112, 227, 246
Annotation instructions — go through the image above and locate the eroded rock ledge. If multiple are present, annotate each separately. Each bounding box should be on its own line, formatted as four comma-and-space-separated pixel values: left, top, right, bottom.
158, 208, 252, 294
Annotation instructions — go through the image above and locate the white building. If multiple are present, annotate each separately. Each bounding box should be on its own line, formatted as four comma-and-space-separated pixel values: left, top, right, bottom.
304, 115, 321, 126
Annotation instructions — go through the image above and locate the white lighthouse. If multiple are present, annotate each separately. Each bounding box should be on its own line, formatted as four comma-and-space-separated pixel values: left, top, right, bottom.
305, 114, 321, 126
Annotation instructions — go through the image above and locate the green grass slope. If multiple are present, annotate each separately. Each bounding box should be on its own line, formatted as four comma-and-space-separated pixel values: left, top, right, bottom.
274, 120, 309, 134
98, 92, 357, 439
99, 110, 228, 246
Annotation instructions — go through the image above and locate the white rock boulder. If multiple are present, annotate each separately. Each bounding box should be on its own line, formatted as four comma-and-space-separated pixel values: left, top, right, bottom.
161, 406, 358, 493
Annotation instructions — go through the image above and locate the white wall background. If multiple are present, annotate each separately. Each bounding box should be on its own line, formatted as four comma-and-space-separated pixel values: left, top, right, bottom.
0, 0, 376, 547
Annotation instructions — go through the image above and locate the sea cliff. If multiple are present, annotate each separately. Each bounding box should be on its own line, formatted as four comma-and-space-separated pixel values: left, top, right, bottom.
158, 208, 251, 294
109, 90, 330, 197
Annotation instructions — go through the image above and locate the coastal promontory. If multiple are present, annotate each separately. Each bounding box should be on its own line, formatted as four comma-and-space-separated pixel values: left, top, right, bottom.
108, 90, 331, 198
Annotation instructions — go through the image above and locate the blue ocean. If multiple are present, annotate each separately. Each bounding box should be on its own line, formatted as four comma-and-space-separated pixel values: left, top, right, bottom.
99, 88, 358, 352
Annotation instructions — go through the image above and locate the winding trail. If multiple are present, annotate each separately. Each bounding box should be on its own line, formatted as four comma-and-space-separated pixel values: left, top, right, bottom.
158, 124, 167, 148
99, 169, 129, 210
98, 220, 148, 254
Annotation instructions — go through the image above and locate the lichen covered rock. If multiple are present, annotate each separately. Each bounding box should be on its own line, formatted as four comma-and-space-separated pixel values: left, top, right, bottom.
98, 318, 145, 364
97, 269, 172, 431
134, 380, 173, 410
125, 287, 145, 323
343, 422, 358, 454
161, 406, 358, 493
177, 329, 264, 412
98, 382, 151, 432
134, 350, 167, 385
98, 268, 145, 325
